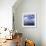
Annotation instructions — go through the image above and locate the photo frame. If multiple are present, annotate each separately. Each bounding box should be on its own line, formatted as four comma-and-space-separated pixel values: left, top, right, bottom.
22, 12, 36, 27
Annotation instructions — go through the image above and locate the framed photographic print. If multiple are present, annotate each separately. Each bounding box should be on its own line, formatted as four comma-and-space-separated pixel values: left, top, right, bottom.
22, 12, 36, 27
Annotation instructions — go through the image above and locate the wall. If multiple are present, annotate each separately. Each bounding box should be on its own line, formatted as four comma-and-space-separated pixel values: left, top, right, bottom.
41, 0, 46, 46
13, 0, 46, 46
14, 0, 41, 46
0, 0, 16, 30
